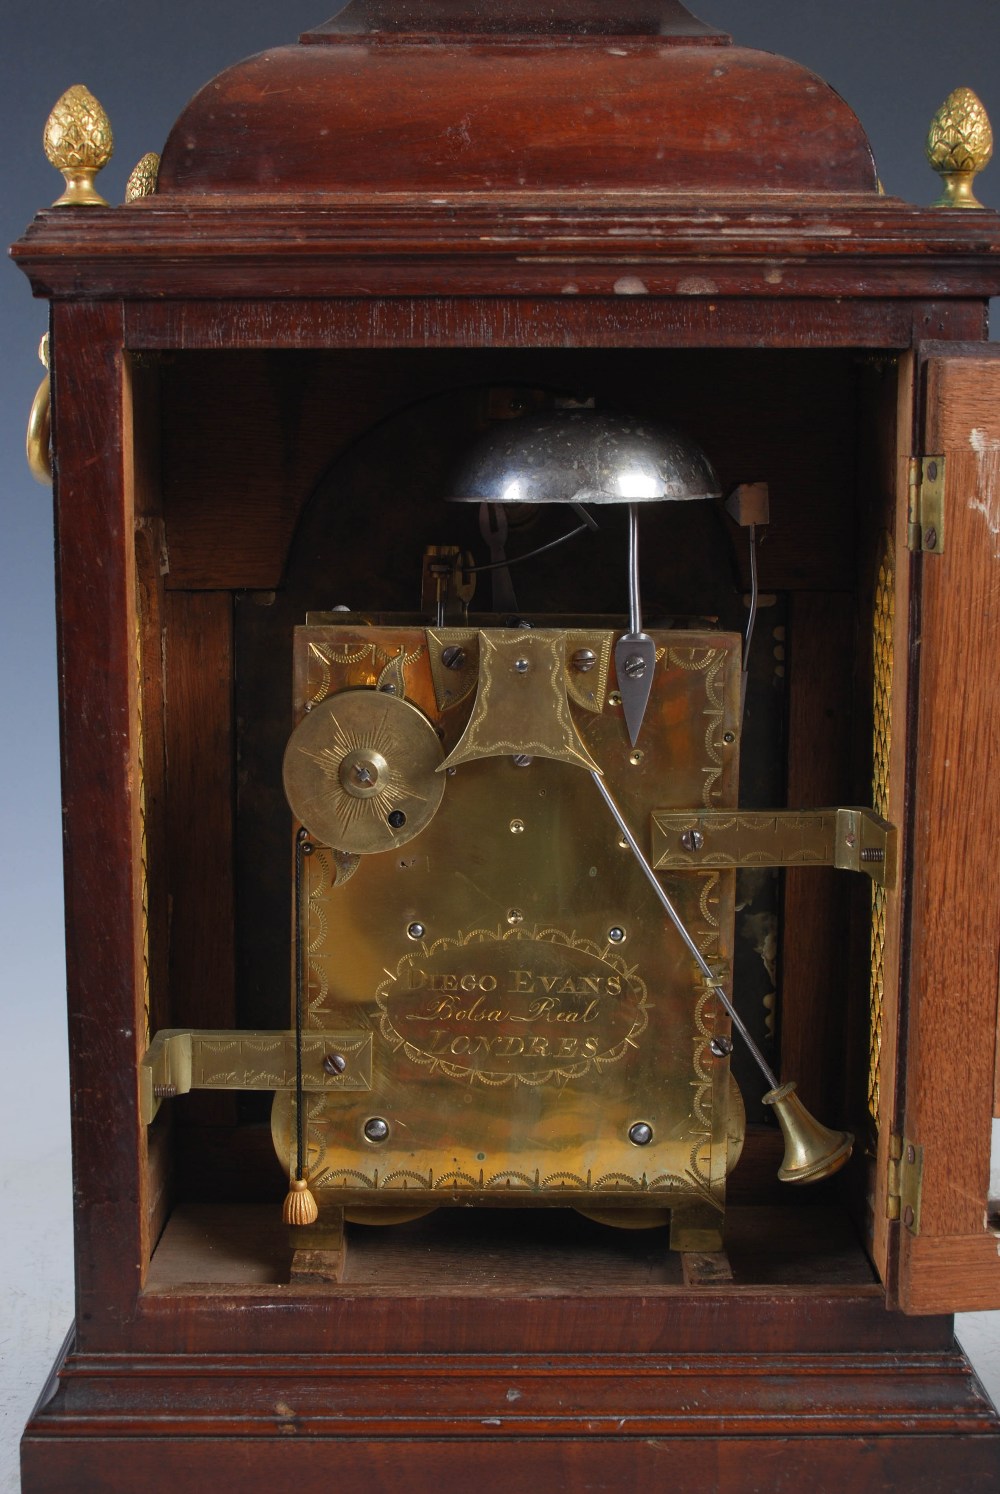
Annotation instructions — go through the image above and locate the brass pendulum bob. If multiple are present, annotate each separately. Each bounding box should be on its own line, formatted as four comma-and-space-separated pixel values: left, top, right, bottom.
763, 1081, 855, 1184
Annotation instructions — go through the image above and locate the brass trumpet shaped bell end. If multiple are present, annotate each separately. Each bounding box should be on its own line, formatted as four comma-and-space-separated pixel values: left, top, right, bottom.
762, 1081, 854, 1185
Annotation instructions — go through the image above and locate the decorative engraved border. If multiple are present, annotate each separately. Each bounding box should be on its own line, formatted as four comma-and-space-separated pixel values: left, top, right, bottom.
666, 647, 728, 808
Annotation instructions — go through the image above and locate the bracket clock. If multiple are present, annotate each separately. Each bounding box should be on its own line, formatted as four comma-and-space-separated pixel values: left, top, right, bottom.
12, 3, 1000, 1488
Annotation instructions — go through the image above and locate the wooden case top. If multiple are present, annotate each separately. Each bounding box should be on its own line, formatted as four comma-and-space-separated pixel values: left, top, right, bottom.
301, 0, 731, 40
156, 4, 875, 199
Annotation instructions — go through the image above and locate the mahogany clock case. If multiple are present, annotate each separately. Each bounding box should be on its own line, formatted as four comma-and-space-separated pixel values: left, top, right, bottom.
7, 3, 1000, 1490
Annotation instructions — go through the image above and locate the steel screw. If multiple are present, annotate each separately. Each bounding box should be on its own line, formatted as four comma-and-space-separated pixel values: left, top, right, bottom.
608, 926, 626, 944
510, 819, 525, 834
323, 1053, 347, 1075
903, 1204, 915, 1228
623, 654, 647, 679
906, 1144, 916, 1165
680, 829, 705, 852
572, 648, 597, 673
709, 1036, 734, 1058
507, 908, 524, 926
628, 1122, 653, 1147
924, 526, 938, 550
723, 731, 736, 745
364, 1117, 390, 1143
153, 1083, 177, 1099
441, 646, 467, 670
380, 683, 397, 694
514, 658, 530, 674
512, 754, 534, 767
407, 922, 426, 940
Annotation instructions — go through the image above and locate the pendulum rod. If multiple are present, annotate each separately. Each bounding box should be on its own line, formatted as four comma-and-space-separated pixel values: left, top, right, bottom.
293, 826, 312, 1182
591, 770, 779, 1091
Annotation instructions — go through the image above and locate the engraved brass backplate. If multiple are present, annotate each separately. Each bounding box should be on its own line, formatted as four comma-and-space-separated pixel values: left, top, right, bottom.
272, 624, 743, 1221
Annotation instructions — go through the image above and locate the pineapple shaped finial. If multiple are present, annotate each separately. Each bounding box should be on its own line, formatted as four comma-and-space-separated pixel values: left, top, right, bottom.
43, 85, 113, 207
125, 152, 160, 203
926, 87, 993, 208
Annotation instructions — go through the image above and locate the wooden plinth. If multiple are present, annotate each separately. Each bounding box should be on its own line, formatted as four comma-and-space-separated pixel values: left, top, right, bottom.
22, 1207, 1000, 1491
22, 1334, 1000, 1492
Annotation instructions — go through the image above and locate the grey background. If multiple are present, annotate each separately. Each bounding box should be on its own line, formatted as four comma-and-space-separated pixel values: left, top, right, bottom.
2, 4, 999, 1488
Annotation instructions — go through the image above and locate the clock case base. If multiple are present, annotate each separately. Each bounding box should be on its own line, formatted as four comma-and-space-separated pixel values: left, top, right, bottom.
23, 1309, 1000, 1493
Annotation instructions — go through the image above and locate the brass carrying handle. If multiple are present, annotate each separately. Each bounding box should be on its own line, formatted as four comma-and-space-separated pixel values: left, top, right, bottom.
27, 374, 52, 484
26, 335, 52, 485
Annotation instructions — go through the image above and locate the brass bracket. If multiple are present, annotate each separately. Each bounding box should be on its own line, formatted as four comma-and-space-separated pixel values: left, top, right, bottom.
907, 455, 945, 554
139, 1029, 373, 1125
420, 546, 475, 623
887, 1133, 924, 1233
650, 807, 897, 889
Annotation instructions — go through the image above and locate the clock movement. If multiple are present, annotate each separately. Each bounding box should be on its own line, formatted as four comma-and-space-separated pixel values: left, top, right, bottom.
12, 3, 1000, 1488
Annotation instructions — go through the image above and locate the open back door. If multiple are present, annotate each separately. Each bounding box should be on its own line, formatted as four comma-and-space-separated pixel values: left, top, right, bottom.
894, 344, 1000, 1314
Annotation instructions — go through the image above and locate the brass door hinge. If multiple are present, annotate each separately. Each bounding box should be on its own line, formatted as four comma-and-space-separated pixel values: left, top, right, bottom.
887, 1133, 924, 1233
907, 455, 945, 554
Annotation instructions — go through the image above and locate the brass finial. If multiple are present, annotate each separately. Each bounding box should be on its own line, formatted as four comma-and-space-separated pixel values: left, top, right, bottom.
43, 85, 113, 207
125, 152, 160, 203
926, 87, 993, 208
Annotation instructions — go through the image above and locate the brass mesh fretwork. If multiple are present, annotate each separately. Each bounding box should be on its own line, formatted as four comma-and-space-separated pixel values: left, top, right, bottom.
869, 537, 895, 1122
135, 612, 151, 1046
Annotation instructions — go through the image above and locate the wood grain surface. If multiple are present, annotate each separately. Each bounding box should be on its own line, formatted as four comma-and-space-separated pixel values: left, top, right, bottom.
896, 346, 1000, 1312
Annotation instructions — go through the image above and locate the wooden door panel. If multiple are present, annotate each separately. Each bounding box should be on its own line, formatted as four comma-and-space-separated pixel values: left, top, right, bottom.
895, 344, 1000, 1313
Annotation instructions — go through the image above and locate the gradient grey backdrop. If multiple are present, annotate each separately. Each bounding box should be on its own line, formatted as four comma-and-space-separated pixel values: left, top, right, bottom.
3, 4, 999, 1488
